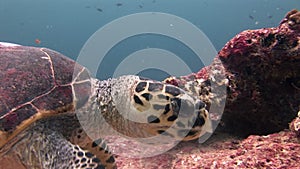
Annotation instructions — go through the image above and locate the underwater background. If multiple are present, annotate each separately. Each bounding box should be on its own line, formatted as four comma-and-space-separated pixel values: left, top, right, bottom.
1, 0, 299, 80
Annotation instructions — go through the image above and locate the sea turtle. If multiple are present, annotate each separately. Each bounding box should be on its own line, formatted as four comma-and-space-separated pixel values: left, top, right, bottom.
0, 42, 212, 169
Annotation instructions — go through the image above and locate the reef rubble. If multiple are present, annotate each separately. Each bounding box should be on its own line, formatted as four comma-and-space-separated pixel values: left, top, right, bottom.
116, 130, 299, 169
115, 9, 300, 169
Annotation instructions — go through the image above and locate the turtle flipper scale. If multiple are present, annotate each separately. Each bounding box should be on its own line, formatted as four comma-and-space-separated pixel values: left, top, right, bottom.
70, 128, 116, 169
10, 127, 105, 169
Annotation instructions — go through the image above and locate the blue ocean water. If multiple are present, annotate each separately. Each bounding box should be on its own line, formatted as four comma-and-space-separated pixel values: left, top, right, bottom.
1, 0, 299, 80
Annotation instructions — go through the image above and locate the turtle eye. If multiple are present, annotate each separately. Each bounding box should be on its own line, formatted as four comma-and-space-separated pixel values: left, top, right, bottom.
171, 97, 197, 118
170, 98, 181, 113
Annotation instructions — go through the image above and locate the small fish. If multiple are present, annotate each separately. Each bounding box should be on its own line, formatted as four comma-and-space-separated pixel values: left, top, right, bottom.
248, 15, 254, 20
116, 3, 122, 7
268, 15, 273, 19
276, 7, 285, 11
35, 39, 41, 44
139, 5, 143, 8
96, 8, 103, 12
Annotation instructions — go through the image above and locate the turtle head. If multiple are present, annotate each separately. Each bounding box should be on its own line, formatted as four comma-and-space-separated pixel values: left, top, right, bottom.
111, 75, 212, 141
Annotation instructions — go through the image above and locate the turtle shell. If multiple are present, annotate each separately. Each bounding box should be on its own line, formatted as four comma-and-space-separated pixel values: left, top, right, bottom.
0, 42, 91, 148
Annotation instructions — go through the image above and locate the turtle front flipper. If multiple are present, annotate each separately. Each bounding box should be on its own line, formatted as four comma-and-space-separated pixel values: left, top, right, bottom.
70, 144, 106, 169
7, 127, 105, 169
70, 128, 116, 169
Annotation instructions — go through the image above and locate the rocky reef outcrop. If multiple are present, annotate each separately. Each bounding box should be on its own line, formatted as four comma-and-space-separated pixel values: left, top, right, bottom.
116, 9, 300, 168
166, 9, 300, 136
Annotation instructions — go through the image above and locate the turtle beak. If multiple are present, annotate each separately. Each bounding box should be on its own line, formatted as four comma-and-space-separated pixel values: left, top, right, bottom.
201, 112, 213, 134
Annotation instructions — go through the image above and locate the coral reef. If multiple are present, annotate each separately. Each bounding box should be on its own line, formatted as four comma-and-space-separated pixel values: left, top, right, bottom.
167, 9, 300, 136
115, 9, 300, 168
290, 111, 300, 139
116, 131, 300, 169
216, 9, 300, 136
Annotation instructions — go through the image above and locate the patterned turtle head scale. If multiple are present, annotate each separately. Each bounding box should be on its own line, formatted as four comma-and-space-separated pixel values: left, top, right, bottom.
110, 75, 213, 141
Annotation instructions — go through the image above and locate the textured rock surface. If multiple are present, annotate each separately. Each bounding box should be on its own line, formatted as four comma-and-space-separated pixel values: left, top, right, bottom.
115, 131, 300, 169
290, 111, 300, 139
216, 9, 300, 136
166, 9, 300, 136
115, 10, 300, 168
